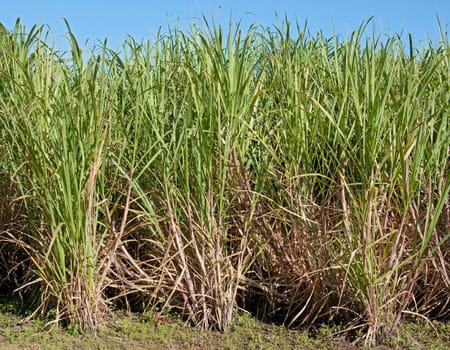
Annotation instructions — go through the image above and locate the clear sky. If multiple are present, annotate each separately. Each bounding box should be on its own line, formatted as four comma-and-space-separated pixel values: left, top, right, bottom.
1, 1, 449, 50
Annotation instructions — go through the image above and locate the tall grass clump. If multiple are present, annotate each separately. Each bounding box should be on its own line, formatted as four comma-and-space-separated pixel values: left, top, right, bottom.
0, 20, 120, 332
0, 17, 448, 345
247, 20, 450, 345
104, 20, 264, 331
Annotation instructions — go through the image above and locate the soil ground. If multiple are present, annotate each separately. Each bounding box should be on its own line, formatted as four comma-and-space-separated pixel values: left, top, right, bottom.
0, 306, 448, 350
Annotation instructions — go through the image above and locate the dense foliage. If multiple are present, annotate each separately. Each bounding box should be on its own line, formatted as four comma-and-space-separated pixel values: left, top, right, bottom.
0, 18, 448, 345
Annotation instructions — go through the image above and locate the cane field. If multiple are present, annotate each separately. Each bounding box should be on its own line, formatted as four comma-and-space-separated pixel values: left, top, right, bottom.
0, 17, 449, 348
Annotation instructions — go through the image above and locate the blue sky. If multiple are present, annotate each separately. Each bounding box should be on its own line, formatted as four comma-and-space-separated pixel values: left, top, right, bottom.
1, 1, 449, 49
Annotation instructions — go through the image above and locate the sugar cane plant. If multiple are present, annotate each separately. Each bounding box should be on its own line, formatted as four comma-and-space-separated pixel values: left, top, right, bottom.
0, 17, 448, 345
